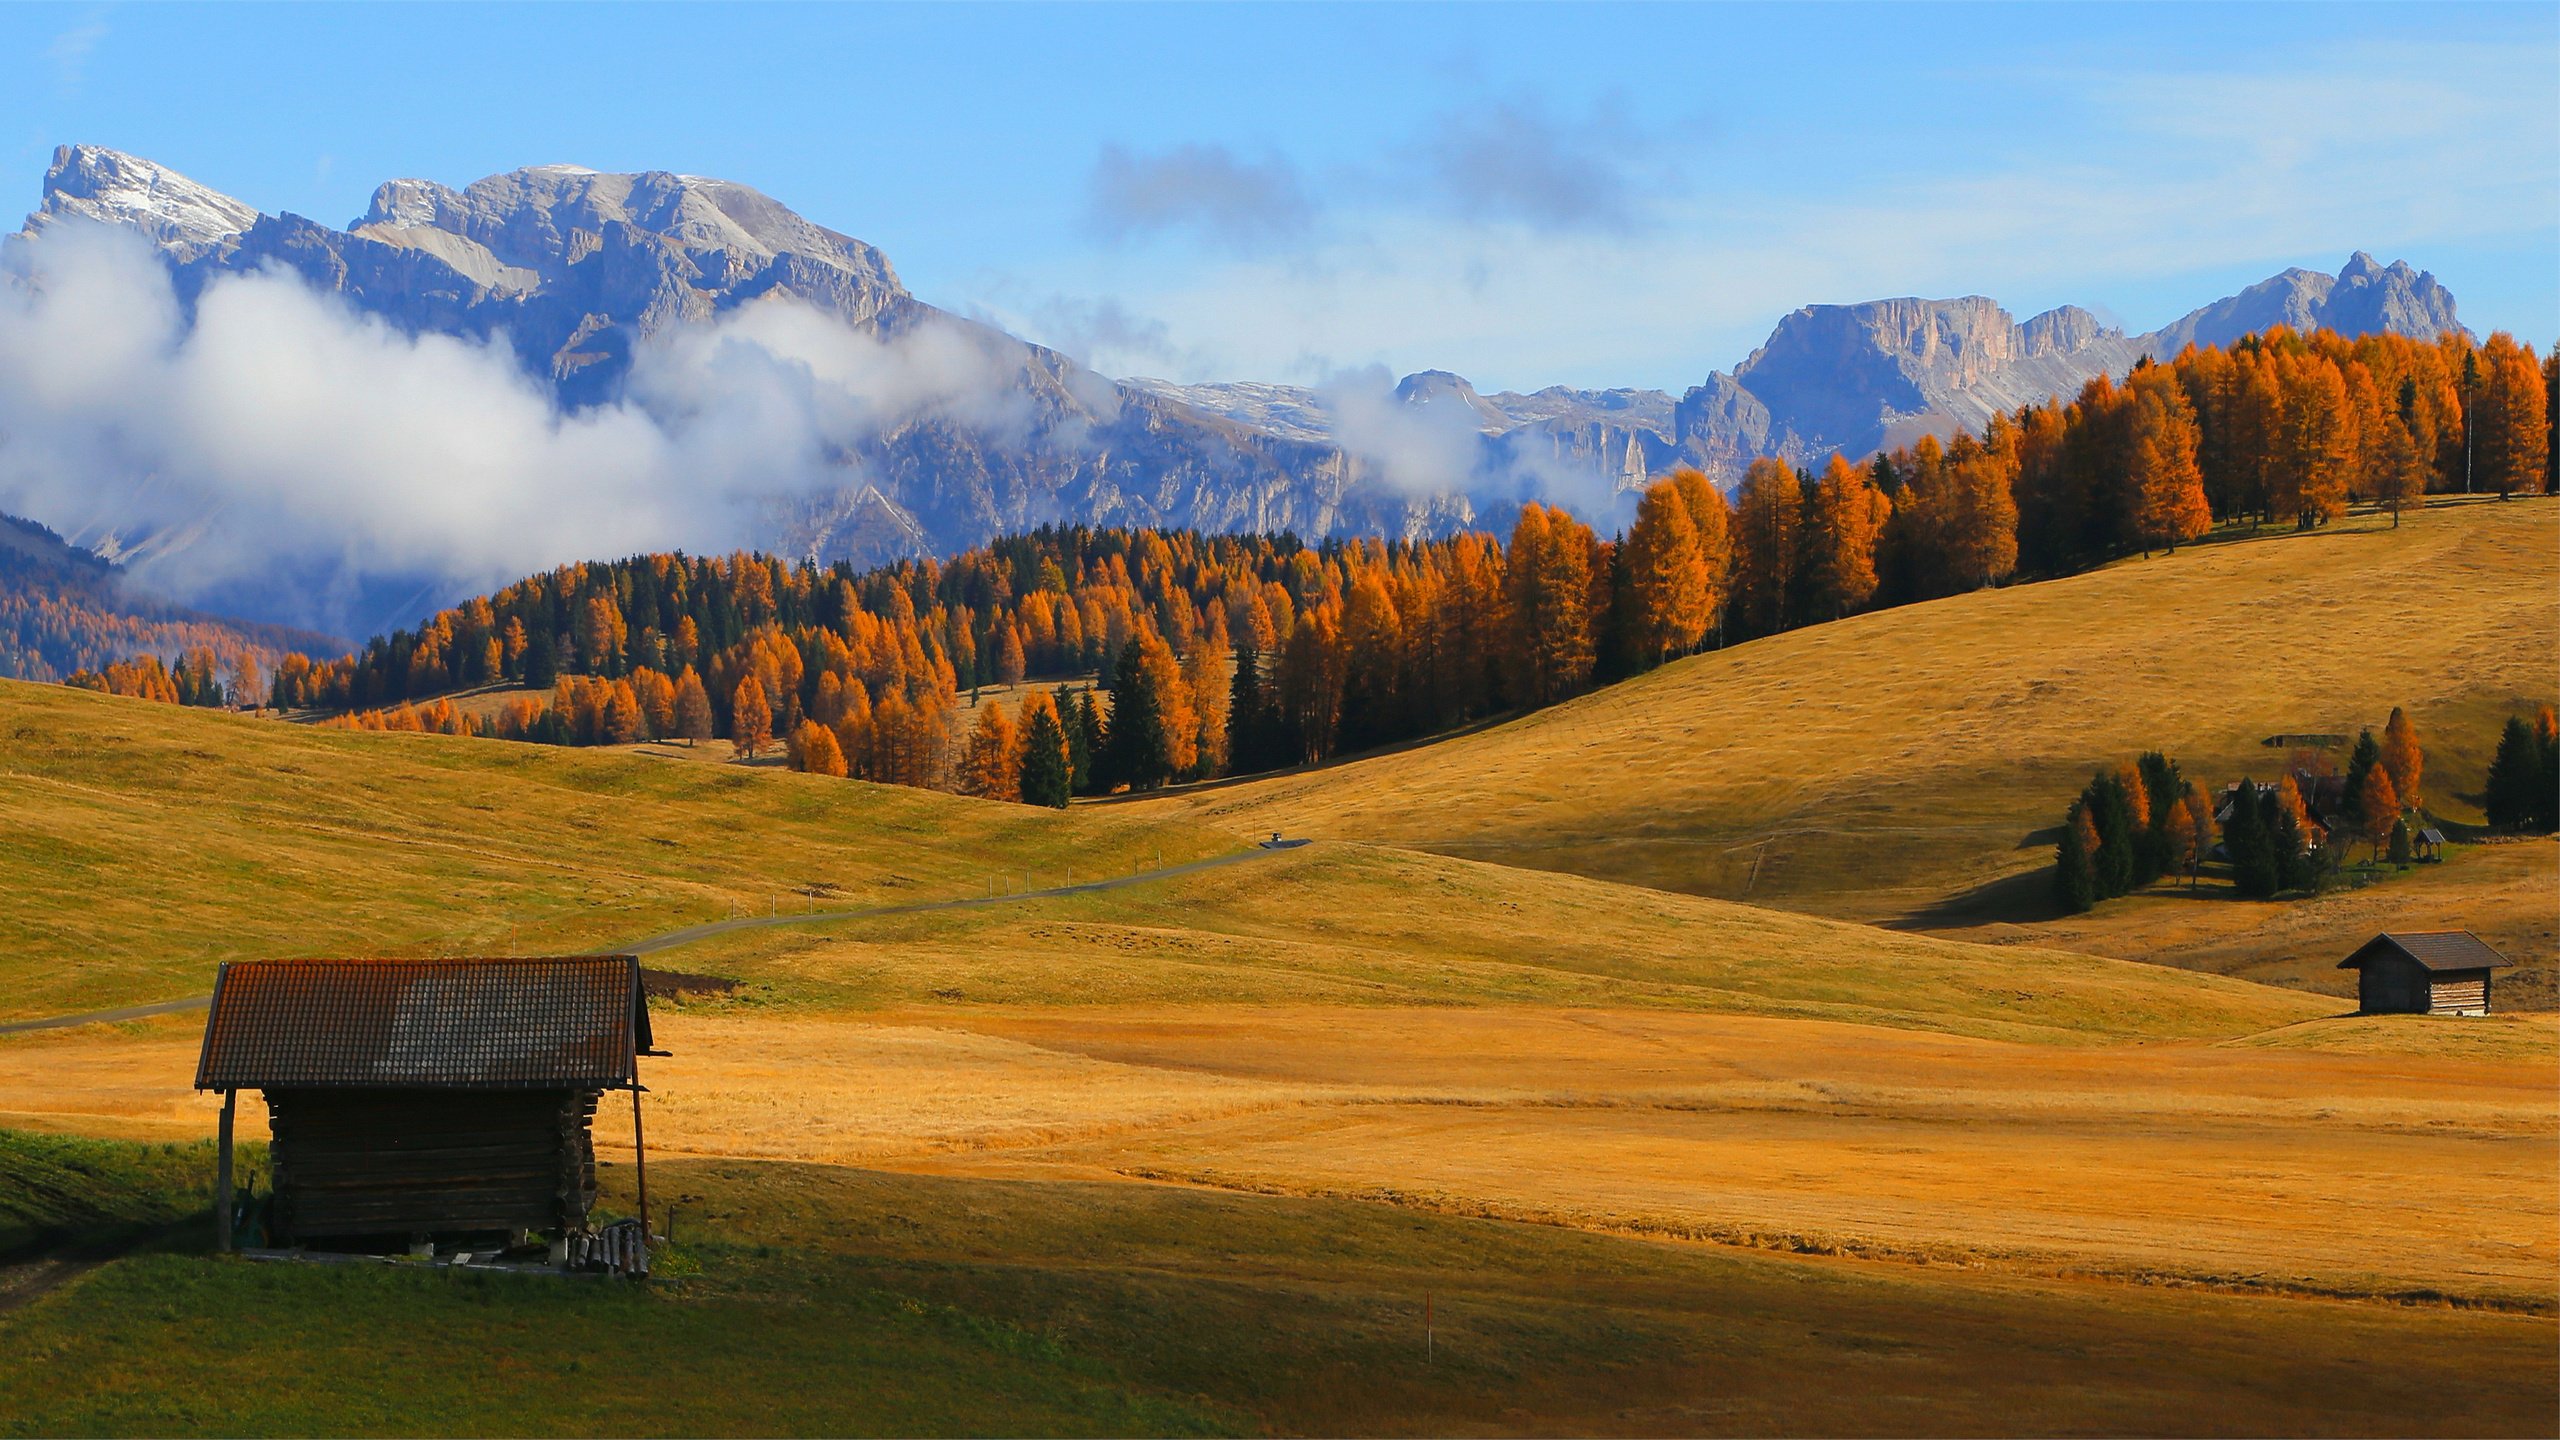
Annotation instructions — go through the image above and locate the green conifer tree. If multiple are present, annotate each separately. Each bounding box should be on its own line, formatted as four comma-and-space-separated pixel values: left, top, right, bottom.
2134, 751, 2183, 885
1100, 641, 1169, 791
2054, 800, 2098, 913
2226, 779, 2278, 898
1226, 637, 1268, 775
1065, 687, 1099, 794
2086, 771, 2138, 899
1018, 704, 1072, 809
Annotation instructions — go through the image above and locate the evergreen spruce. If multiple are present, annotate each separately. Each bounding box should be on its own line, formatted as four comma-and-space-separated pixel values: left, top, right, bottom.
2345, 728, 2382, 785
2534, 710, 2560, 833
2226, 779, 2278, 898
2484, 716, 2537, 830
1018, 705, 1072, 809
2387, 816, 2412, 867
1063, 687, 1098, 794
523, 629, 559, 688
1099, 641, 1169, 791
2134, 751, 2183, 885
2054, 801, 2098, 913
2342, 728, 2383, 832
1226, 638, 1269, 775
2086, 771, 2138, 899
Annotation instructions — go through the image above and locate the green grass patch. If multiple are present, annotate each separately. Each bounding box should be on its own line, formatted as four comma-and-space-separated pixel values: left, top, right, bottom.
0, 1252, 1229, 1438
0, 1131, 228, 1261
4, 1137, 2552, 1437
0, 682, 1235, 1019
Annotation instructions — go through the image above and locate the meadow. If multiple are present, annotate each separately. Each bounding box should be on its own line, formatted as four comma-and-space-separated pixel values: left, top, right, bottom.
0, 679, 1229, 1019
1133, 500, 2558, 998
0, 501, 2553, 1435
3, 1133, 2553, 1438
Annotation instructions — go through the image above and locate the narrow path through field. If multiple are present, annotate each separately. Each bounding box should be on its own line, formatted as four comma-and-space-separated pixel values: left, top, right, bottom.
0, 839, 1308, 1036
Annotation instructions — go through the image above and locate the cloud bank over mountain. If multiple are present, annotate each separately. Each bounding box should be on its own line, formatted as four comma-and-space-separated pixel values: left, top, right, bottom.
0, 144, 2468, 641
0, 221, 1054, 632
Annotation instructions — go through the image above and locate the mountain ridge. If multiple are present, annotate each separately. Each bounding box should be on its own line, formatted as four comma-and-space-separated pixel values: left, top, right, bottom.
5, 144, 2469, 635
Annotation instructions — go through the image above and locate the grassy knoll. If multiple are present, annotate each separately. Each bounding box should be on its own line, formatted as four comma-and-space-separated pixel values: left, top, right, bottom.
630, 841, 2331, 1044
0, 1130, 216, 1261
0, 679, 1231, 1019
0, 1250, 1226, 1438
2, 1142, 2551, 1438
1132, 500, 2557, 985
1921, 837, 2558, 1008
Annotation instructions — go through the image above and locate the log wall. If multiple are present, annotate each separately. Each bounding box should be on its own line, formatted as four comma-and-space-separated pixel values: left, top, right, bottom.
267, 1088, 600, 1241
2428, 972, 2490, 1014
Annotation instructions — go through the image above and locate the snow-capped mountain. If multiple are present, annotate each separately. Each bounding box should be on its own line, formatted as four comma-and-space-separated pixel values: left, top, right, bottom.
2, 144, 2468, 636
26, 146, 258, 262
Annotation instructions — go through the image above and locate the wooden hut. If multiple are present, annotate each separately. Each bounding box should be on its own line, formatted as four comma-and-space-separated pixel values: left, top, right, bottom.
193, 956, 657, 1253
2336, 932, 2511, 1016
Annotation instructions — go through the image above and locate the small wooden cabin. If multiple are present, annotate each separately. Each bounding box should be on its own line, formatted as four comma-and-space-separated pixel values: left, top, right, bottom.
2336, 932, 2511, 1016
194, 956, 655, 1250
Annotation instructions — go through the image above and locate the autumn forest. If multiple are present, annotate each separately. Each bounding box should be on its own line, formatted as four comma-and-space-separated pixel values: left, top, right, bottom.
62, 324, 2560, 808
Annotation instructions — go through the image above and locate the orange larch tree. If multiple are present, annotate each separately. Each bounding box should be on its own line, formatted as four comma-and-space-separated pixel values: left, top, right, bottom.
731, 676, 773, 759
1803, 453, 1889, 620
2127, 373, 2212, 553
1619, 477, 1710, 667
789, 718, 849, 778
958, 699, 1020, 801
1727, 458, 1803, 637
2380, 706, 2423, 810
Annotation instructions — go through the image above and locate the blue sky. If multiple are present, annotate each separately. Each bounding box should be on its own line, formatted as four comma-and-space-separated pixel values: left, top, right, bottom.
4, 2, 2551, 392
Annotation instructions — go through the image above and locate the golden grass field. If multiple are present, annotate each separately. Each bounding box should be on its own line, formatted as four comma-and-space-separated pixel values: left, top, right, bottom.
1133, 499, 2558, 998
8, 839, 2553, 1338
0, 678, 1230, 1018
2, 501, 2556, 1435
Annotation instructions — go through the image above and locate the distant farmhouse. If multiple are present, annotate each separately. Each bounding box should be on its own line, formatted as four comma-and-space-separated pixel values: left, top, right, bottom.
195, 956, 658, 1262
2336, 932, 2512, 1016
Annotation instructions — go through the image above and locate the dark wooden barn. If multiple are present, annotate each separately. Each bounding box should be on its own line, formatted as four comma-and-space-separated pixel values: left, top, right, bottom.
193, 956, 657, 1253
2336, 931, 2512, 1016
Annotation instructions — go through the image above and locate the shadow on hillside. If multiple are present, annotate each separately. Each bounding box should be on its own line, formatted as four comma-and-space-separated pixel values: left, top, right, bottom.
1890, 868, 2075, 930
1893, 860, 2279, 932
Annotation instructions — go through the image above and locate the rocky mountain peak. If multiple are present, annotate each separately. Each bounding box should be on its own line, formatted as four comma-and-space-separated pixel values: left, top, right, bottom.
351, 163, 902, 297
2145, 253, 2461, 356
29, 144, 258, 261
2018, 305, 2120, 356
1395, 370, 1520, 435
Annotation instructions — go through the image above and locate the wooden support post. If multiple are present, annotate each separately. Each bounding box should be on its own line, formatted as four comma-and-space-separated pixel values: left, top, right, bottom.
630, 1083, 650, 1243
214, 1089, 237, 1253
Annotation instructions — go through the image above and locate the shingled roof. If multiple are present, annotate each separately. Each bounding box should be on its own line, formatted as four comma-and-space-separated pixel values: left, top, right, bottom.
195, 957, 651, 1091
2337, 931, 2513, 974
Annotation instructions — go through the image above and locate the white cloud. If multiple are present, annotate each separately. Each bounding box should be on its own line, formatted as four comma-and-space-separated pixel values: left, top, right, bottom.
1411, 97, 1654, 234
1085, 142, 1315, 253
46, 18, 106, 89
0, 224, 1042, 633
1013, 39, 2553, 392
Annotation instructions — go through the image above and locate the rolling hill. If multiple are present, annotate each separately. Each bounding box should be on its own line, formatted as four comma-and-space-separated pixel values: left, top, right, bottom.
3, 629, 2552, 1434
1133, 499, 2559, 995
0, 673, 2315, 1043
